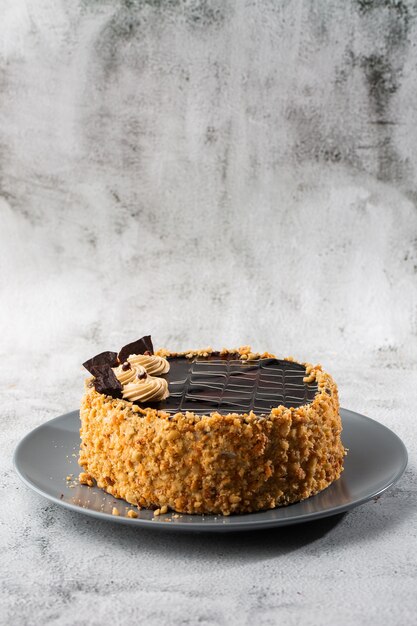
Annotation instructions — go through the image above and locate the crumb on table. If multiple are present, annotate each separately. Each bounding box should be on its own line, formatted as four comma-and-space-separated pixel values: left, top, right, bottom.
153, 505, 168, 517
79, 472, 95, 487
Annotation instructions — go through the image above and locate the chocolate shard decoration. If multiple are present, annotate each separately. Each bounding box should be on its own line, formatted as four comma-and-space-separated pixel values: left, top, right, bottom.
118, 335, 154, 363
83, 337, 154, 398
83, 351, 119, 375
89, 365, 122, 398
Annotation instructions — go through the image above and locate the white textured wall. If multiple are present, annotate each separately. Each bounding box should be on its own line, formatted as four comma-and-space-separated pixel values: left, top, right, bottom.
1, 2, 417, 625
1, 0, 417, 366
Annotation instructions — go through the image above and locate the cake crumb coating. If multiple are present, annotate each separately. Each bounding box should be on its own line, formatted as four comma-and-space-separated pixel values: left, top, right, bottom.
79, 350, 346, 515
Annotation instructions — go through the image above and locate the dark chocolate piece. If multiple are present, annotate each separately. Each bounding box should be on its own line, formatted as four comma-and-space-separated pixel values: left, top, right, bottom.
83, 351, 119, 375
89, 365, 122, 398
138, 371, 147, 380
118, 335, 154, 363
122, 362, 131, 371
83, 336, 153, 398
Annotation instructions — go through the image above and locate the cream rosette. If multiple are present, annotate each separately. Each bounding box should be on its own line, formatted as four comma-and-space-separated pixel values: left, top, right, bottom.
128, 354, 170, 376
112, 354, 170, 403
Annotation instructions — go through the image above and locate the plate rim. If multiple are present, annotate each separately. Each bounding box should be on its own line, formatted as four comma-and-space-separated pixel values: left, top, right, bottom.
13, 408, 408, 533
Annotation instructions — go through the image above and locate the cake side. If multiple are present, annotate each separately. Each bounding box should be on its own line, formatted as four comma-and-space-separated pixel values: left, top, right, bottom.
79, 351, 345, 515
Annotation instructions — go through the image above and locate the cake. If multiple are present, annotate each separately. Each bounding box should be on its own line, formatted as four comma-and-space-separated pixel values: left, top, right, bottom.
79, 336, 346, 515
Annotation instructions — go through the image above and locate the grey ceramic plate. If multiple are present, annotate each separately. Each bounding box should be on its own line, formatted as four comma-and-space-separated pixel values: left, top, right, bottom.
14, 408, 407, 532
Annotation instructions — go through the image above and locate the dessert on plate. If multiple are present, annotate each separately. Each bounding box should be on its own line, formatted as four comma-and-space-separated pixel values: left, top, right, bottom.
79, 336, 346, 515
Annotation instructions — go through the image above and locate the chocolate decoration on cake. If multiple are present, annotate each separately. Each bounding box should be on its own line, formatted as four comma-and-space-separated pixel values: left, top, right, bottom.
82, 351, 119, 374
118, 335, 154, 363
89, 366, 122, 398
83, 336, 155, 398
83, 351, 121, 398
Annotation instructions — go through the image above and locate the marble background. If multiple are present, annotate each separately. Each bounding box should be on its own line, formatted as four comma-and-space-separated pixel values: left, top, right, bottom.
1, 1, 416, 625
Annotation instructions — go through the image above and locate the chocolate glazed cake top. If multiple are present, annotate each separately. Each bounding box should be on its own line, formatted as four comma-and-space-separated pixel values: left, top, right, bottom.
148, 354, 318, 415
83, 336, 319, 415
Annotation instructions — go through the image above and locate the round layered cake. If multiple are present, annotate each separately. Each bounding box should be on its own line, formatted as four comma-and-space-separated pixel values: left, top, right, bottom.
79, 336, 346, 515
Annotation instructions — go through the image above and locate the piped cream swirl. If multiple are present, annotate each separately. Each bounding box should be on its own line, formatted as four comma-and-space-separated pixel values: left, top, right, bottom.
128, 354, 170, 376
112, 354, 170, 403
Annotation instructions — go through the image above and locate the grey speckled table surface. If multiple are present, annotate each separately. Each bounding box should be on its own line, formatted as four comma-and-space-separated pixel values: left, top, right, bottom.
2, 358, 416, 626
1, 1, 417, 624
